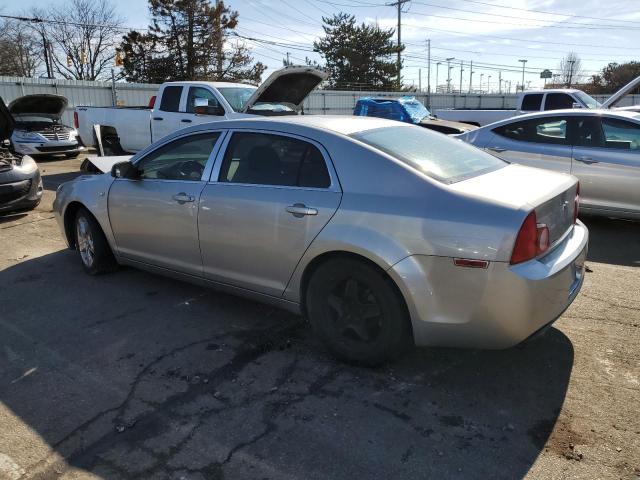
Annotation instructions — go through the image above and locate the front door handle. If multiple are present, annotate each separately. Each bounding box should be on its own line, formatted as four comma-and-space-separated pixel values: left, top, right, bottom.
172, 192, 195, 204
575, 156, 599, 165
488, 146, 506, 153
181, 119, 192, 123
286, 203, 318, 217
152, 117, 163, 121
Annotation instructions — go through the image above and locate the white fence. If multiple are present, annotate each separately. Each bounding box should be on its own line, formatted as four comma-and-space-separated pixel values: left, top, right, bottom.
1, 76, 638, 126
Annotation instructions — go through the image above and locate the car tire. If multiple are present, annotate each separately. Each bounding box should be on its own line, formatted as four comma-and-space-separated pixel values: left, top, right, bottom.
306, 258, 412, 366
74, 208, 117, 275
65, 152, 80, 159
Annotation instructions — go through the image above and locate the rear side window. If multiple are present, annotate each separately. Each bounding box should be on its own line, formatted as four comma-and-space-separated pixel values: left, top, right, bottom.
521, 94, 543, 111
601, 118, 640, 150
159, 86, 182, 112
494, 117, 569, 145
219, 132, 331, 188
544, 93, 574, 111
351, 125, 505, 184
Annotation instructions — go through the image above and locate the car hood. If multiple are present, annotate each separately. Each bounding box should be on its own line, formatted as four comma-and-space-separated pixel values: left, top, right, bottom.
0, 97, 15, 140
601, 75, 640, 109
419, 117, 477, 133
9, 94, 68, 120
241, 66, 328, 113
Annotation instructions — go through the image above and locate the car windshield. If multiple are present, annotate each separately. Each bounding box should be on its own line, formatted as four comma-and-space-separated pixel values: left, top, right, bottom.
217, 87, 257, 112
574, 91, 601, 109
401, 99, 431, 122
351, 126, 506, 184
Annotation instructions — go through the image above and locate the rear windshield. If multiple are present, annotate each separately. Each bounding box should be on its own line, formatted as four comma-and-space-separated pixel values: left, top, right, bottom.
351, 125, 506, 184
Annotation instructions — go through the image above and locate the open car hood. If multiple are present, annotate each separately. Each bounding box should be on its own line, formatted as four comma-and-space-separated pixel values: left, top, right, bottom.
9, 94, 68, 120
0, 97, 15, 141
241, 66, 328, 113
601, 75, 640, 109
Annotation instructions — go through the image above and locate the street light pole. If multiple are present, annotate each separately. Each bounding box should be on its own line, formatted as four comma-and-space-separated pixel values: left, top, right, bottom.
459, 61, 464, 93
446, 57, 454, 93
480, 73, 484, 93
469, 61, 473, 93
519, 59, 527, 92
488, 75, 492, 94
435, 62, 442, 93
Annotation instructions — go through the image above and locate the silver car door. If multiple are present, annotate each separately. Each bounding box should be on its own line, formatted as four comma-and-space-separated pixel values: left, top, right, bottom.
151, 85, 185, 142
485, 116, 573, 173
571, 116, 640, 214
108, 131, 223, 275
199, 130, 341, 297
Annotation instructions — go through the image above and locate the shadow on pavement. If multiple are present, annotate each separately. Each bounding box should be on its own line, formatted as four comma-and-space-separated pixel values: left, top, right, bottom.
581, 214, 640, 267
0, 250, 574, 479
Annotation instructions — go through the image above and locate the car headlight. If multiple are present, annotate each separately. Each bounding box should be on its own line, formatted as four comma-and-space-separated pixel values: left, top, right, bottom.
14, 131, 42, 143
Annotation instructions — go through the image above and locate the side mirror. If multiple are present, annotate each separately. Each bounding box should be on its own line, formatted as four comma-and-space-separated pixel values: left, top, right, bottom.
111, 161, 140, 179
193, 98, 225, 116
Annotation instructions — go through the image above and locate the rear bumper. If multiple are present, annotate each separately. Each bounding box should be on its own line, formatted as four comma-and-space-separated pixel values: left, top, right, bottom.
389, 221, 588, 349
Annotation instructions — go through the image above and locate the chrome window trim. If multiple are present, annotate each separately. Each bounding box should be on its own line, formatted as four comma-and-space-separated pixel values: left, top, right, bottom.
206, 128, 342, 193
130, 130, 227, 183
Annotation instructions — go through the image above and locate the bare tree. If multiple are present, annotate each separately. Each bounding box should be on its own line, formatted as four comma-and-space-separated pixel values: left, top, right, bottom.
0, 19, 42, 76
33, 0, 124, 80
558, 52, 584, 87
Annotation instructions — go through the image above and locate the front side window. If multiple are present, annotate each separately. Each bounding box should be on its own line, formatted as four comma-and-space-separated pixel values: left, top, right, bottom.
137, 132, 220, 180
159, 86, 183, 112
351, 125, 506, 184
574, 91, 601, 109
494, 117, 569, 145
521, 94, 543, 111
186, 87, 221, 113
219, 132, 330, 188
545, 93, 575, 111
601, 118, 640, 150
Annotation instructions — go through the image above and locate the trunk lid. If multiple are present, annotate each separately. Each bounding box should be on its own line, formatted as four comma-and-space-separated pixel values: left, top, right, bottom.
241, 66, 328, 113
449, 164, 578, 245
0, 96, 15, 141
9, 94, 68, 121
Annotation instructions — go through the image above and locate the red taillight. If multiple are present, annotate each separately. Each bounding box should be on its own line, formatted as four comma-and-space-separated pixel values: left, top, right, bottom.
510, 211, 550, 265
148, 95, 156, 108
574, 183, 580, 224
73, 111, 79, 129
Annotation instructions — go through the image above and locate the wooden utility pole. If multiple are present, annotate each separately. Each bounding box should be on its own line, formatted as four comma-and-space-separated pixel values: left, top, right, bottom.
426, 38, 431, 108
215, 0, 223, 79
387, 0, 410, 90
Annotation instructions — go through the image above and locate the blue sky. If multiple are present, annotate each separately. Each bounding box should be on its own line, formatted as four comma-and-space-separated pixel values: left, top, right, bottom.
4, 0, 640, 91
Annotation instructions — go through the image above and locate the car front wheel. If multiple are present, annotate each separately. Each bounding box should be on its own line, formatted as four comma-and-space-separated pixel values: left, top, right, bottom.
75, 208, 117, 275
306, 258, 412, 366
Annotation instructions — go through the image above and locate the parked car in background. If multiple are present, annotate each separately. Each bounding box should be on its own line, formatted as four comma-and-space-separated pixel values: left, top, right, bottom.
435, 76, 640, 127
54, 116, 586, 365
458, 109, 640, 220
353, 96, 476, 135
434, 89, 603, 127
9, 95, 83, 159
0, 97, 43, 213
75, 66, 327, 154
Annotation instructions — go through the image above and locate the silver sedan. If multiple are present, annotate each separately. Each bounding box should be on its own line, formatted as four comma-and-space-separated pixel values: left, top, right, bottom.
458, 109, 640, 220
54, 116, 587, 365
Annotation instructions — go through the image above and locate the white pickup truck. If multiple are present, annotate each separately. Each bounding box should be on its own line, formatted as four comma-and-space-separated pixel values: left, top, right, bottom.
75, 66, 326, 154
434, 80, 640, 127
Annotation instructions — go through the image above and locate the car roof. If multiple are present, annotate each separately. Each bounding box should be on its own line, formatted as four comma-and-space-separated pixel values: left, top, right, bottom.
483, 108, 640, 129
163, 80, 256, 89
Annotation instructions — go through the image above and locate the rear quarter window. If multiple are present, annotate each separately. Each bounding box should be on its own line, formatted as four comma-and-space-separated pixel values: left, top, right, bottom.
351, 125, 506, 184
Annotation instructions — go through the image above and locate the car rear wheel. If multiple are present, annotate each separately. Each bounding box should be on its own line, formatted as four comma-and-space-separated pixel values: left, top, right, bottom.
75, 208, 117, 275
65, 152, 80, 159
306, 258, 412, 366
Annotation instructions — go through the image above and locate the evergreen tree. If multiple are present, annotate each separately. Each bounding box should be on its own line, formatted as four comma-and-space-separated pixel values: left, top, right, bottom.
313, 13, 399, 91
121, 0, 265, 83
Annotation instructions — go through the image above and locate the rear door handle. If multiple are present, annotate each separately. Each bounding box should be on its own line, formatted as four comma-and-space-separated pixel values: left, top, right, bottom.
181, 119, 192, 123
488, 146, 506, 153
153, 117, 163, 121
575, 156, 599, 165
172, 193, 195, 204
286, 204, 318, 217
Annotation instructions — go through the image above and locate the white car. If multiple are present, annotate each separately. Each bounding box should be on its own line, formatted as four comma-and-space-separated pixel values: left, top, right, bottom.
10, 95, 83, 159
